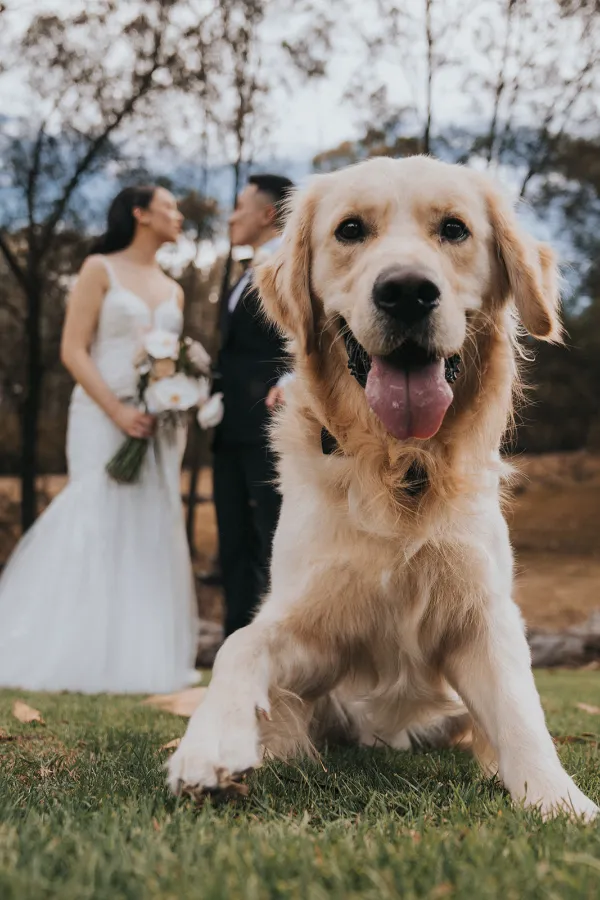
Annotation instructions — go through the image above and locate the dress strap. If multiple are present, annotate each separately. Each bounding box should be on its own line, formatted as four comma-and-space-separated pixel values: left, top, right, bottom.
99, 256, 119, 290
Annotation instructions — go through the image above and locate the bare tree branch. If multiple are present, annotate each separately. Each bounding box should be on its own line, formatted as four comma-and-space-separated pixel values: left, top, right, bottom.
39, 29, 166, 255
485, 0, 517, 165
519, 51, 596, 197
423, 0, 433, 154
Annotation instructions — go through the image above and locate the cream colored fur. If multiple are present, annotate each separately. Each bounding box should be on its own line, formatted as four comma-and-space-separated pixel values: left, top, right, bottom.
168, 157, 597, 821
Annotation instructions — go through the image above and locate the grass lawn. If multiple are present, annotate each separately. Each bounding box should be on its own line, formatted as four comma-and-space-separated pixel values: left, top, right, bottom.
1, 671, 599, 900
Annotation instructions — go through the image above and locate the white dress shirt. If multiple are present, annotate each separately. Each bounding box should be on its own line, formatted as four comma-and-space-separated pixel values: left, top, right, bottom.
228, 236, 282, 313
227, 268, 252, 313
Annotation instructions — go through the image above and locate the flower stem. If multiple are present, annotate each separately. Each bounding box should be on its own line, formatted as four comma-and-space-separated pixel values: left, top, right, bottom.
106, 437, 150, 484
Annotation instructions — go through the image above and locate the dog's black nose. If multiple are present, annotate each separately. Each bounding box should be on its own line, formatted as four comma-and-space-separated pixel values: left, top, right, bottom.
373, 267, 441, 326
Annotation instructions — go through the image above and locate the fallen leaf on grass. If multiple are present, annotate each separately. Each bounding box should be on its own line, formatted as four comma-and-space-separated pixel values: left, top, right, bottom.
142, 687, 207, 717
554, 732, 599, 745
0, 728, 14, 742
12, 701, 44, 725
406, 829, 422, 844
159, 738, 181, 751
576, 702, 600, 715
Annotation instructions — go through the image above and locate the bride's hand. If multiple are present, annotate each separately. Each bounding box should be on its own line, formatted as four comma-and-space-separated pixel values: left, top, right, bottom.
112, 404, 155, 439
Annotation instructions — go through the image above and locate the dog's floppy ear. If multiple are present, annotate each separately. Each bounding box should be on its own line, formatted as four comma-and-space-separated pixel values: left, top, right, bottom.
485, 184, 561, 340
255, 186, 319, 356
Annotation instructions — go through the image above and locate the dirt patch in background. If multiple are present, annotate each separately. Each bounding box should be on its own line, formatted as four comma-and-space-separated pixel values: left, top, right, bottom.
515, 554, 600, 630
508, 452, 600, 630
508, 452, 600, 555
1, 452, 599, 632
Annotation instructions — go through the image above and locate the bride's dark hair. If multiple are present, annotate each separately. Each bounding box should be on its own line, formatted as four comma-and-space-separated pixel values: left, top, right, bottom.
89, 185, 156, 255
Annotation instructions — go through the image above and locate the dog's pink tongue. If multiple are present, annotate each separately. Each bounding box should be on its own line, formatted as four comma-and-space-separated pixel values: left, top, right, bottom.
365, 356, 453, 440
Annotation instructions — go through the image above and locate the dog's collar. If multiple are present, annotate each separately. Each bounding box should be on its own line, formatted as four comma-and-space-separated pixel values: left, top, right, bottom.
340, 317, 462, 389
320, 425, 429, 496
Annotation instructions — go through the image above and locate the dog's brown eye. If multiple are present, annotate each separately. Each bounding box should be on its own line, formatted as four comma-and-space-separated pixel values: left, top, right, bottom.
335, 218, 366, 243
440, 217, 470, 243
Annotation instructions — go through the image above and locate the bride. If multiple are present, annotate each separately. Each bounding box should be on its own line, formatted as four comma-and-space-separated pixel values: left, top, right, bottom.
0, 185, 201, 694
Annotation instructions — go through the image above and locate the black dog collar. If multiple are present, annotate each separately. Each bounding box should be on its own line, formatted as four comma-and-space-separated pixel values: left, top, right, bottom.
320, 424, 429, 496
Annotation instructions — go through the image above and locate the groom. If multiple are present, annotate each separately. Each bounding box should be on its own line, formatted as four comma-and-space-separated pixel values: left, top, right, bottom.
212, 174, 294, 637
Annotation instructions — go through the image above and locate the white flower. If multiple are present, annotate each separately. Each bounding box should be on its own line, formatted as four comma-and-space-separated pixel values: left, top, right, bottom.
184, 338, 212, 374
145, 374, 203, 413
197, 392, 224, 430
143, 329, 179, 360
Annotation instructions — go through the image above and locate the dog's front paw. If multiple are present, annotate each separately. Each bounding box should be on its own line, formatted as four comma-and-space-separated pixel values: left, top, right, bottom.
166, 700, 263, 800
167, 743, 258, 801
521, 775, 599, 823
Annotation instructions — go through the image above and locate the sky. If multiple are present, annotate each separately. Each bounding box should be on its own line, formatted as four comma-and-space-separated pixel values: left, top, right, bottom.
0, 0, 367, 160
1, 1, 595, 264
0, 0, 371, 272
0, 0, 481, 162
1, 0, 594, 164
1, 0, 530, 171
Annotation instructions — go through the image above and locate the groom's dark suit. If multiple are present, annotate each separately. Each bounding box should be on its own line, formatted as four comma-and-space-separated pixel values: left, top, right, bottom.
212, 266, 289, 636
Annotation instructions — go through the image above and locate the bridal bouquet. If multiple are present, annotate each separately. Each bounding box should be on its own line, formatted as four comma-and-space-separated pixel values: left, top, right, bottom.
106, 329, 213, 484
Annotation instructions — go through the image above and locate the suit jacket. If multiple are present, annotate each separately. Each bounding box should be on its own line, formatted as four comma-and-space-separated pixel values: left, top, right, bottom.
213, 274, 290, 446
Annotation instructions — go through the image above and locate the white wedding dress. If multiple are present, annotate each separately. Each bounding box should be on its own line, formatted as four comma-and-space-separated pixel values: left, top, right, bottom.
0, 258, 199, 694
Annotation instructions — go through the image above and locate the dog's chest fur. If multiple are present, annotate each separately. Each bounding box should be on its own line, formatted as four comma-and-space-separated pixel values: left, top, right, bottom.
273, 407, 510, 709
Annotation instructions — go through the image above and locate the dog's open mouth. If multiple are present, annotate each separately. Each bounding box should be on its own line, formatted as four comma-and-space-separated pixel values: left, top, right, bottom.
365, 341, 454, 441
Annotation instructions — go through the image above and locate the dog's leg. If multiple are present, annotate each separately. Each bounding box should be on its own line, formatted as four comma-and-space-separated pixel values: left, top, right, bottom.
445, 596, 598, 821
167, 608, 340, 798
167, 620, 273, 797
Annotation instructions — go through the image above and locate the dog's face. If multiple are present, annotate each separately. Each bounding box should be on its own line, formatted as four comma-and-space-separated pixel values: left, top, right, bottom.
307, 157, 500, 359
258, 157, 560, 442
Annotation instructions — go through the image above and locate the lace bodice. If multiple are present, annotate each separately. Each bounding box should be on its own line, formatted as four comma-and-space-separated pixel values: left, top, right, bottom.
73, 257, 183, 401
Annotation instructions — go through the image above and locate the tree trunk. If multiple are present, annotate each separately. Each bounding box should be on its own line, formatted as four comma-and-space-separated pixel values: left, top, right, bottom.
20, 273, 42, 532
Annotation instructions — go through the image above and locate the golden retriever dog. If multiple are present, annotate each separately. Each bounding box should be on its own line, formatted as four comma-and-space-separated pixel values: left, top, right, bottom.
168, 156, 598, 821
